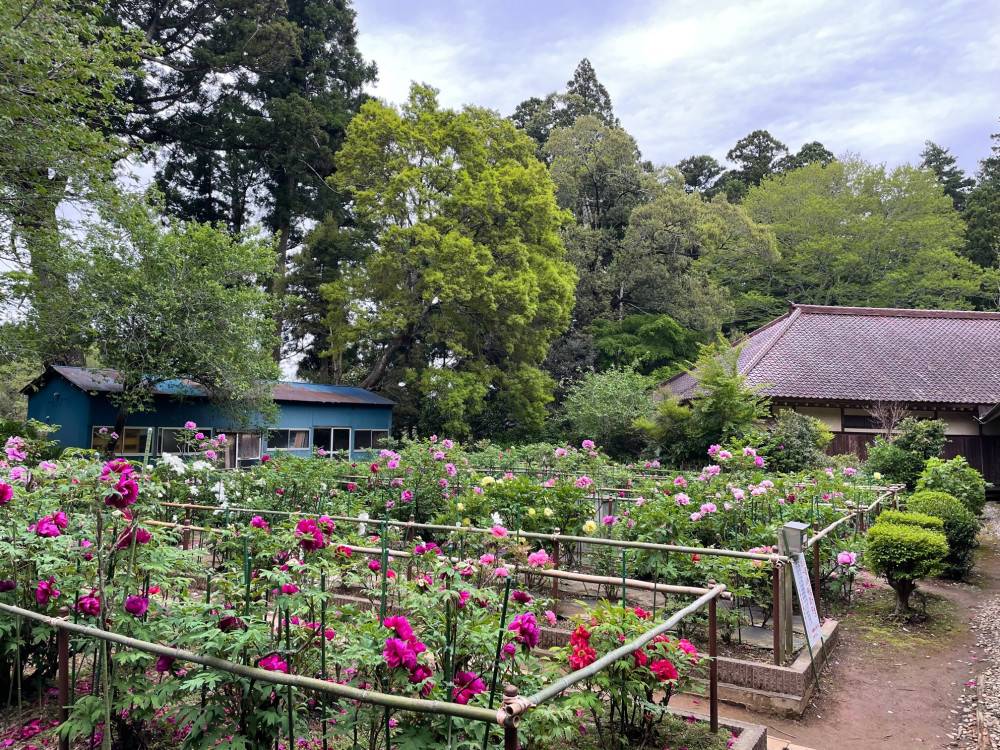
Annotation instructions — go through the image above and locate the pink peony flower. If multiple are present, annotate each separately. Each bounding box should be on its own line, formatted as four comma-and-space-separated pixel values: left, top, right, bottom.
575, 476, 593, 489
184, 421, 197, 429
508, 612, 540, 649
545, 610, 557, 626
581, 440, 595, 450
490, 525, 508, 539
251, 516, 270, 532
479, 553, 495, 566
837, 551, 857, 566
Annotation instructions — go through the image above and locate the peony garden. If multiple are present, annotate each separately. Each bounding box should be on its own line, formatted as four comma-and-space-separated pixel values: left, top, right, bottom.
0, 424, 989, 750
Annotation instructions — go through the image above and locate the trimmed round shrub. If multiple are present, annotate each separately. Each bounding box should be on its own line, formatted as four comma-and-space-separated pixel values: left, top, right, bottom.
866, 522, 949, 614
916, 457, 987, 516
908, 491, 981, 579
875, 509, 944, 532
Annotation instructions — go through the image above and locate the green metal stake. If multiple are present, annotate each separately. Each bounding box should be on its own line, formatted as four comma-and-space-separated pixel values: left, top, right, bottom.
321, 572, 328, 750
621, 550, 627, 608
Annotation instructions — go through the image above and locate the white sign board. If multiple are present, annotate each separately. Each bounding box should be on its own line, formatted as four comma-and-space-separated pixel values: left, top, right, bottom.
790, 552, 824, 650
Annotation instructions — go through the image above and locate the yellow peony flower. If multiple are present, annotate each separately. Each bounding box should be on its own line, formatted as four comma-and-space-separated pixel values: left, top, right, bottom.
457, 503, 464, 511
872, 472, 882, 481
481, 476, 496, 485
527, 508, 536, 516
543, 508, 553, 517
462, 518, 471, 526
582, 520, 598, 534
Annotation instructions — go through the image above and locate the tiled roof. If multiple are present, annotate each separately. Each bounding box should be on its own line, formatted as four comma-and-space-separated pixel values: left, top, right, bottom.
25, 367, 395, 406
665, 304, 1000, 407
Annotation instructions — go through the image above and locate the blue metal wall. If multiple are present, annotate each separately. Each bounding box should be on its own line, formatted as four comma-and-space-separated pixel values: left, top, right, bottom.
26, 372, 393, 458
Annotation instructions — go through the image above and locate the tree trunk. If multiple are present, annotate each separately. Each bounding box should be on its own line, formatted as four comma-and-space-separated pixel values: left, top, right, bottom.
103, 402, 131, 459
891, 577, 915, 615
359, 323, 417, 391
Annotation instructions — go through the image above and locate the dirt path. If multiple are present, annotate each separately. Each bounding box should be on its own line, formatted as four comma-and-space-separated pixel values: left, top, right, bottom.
672, 511, 1000, 750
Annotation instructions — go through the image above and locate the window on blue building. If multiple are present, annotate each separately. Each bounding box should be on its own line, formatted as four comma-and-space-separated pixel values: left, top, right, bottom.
353, 429, 389, 451
91, 427, 152, 455
313, 427, 351, 453
267, 429, 310, 451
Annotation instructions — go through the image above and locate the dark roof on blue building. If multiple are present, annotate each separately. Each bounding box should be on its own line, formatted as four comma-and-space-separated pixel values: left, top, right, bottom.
22, 367, 395, 406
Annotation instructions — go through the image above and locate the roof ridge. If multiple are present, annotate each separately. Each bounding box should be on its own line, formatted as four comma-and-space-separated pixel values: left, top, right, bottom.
741, 306, 802, 377
792, 304, 1000, 320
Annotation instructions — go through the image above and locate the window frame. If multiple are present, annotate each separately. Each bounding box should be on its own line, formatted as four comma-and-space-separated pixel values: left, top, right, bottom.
91, 426, 154, 456
157, 426, 213, 455
313, 426, 352, 455
266, 428, 311, 451
353, 428, 389, 451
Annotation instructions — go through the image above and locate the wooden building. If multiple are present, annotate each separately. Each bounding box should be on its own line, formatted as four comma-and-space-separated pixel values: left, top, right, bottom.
664, 304, 1000, 485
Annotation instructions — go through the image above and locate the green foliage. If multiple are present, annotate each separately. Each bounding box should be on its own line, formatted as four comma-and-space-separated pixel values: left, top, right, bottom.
921, 141, 974, 212
588, 315, 701, 376
641, 339, 770, 463
560, 366, 654, 459
329, 84, 576, 439
742, 157, 985, 318
865, 522, 949, 614
757, 410, 833, 472
907, 491, 981, 579
875, 509, 945, 532
866, 418, 948, 489
69, 195, 281, 447
915, 456, 987, 516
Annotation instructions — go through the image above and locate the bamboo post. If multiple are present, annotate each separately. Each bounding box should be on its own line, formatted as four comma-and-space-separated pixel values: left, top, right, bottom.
708, 597, 718, 734
58, 607, 70, 750
406, 514, 415, 581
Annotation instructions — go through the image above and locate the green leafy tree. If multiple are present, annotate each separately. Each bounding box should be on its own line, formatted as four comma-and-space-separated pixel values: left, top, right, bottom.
328, 84, 576, 439
758, 409, 833, 472
560, 366, 654, 459
743, 156, 986, 314
726, 130, 789, 188
920, 141, 974, 212
0, 0, 145, 366
675, 155, 725, 195
963, 124, 1000, 269
775, 141, 836, 172
588, 315, 701, 376
116, 0, 377, 361
866, 417, 947, 489
68, 197, 280, 454
641, 340, 771, 462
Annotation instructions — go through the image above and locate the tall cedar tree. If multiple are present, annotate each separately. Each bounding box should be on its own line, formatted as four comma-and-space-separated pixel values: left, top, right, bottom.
110, 0, 376, 361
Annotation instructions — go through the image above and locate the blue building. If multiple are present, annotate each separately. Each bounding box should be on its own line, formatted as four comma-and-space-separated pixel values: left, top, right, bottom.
23, 367, 394, 466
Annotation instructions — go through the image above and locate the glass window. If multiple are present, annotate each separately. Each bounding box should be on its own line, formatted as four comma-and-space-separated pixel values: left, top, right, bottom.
353, 429, 389, 451
237, 433, 262, 460
91, 427, 152, 455
313, 427, 351, 454
267, 429, 310, 451
158, 427, 211, 454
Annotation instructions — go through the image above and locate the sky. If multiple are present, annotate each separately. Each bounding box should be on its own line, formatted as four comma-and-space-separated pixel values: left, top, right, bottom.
354, 0, 1000, 174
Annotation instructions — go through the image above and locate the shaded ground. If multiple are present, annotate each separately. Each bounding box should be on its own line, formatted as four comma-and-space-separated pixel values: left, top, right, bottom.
672, 515, 1000, 750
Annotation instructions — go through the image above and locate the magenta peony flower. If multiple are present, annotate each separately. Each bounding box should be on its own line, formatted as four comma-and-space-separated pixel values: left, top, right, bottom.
383, 615, 414, 641
125, 595, 149, 617
251, 516, 270, 532
383, 638, 418, 671
34, 516, 61, 538
581, 440, 595, 450
368, 560, 381, 573
77, 592, 100, 616
36, 577, 59, 605
155, 655, 175, 672
508, 612, 540, 649
259, 654, 288, 673
511, 590, 532, 605
0, 483, 12, 506
281, 584, 298, 594
295, 518, 325, 551
452, 671, 486, 705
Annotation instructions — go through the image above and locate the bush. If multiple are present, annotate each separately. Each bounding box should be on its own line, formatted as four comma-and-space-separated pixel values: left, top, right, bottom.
758, 410, 833, 473
866, 418, 947, 489
875, 509, 945, 532
916, 457, 987, 516
560, 366, 654, 460
908, 491, 981, 579
866, 522, 948, 615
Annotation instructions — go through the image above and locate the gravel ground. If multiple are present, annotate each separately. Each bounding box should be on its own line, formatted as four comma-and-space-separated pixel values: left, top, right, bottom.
954, 503, 1000, 750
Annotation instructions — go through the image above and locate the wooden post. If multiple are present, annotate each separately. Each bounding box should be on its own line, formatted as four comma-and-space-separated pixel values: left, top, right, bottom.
708, 596, 718, 733
551, 532, 560, 616
782, 559, 794, 658
57, 607, 70, 750
813, 522, 822, 620
182, 508, 192, 551
503, 686, 519, 750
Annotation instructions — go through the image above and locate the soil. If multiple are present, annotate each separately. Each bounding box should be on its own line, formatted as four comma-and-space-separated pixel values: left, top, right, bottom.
671, 512, 1000, 750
